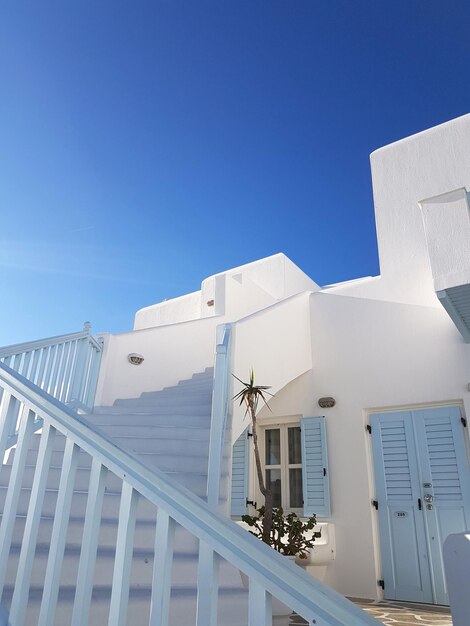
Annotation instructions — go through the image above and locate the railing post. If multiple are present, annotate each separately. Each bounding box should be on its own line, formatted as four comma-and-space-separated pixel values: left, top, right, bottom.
38, 439, 80, 626
248, 579, 272, 626
207, 324, 231, 510
9, 423, 56, 626
0, 406, 36, 595
69, 322, 92, 405
108, 482, 139, 626
71, 459, 108, 626
0, 392, 18, 463
83, 337, 103, 409
196, 542, 220, 626
149, 509, 176, 626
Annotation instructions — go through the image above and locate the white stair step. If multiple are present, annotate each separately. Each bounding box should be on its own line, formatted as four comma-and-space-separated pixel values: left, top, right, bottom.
0, 584, 248, 626
113, 397, 212, 409
97, 403, 211, 416
172, 379, 214, 390
4, 515, 200, 553
5, 547, 242, 589
89, 411, 211, 428
109, 436, 210, 455
24, 424, 210, 456
141, 387, 212, 399
7, 448, 94, 469
90, 423, 212, 440
0, 465, 121, 492
0, 486, 160, 521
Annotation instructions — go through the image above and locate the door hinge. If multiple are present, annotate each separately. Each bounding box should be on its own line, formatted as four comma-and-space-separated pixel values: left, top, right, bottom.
372, 500, 378, 510
378, 579, 384, 590
461, 417, 467, 428
366, 424, 372, 434
246, 499, 257, 508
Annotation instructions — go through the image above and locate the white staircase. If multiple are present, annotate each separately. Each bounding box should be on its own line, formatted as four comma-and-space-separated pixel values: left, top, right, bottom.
0, 368, 248, 625
91, 368, 218, 496
0, 329, 382, 626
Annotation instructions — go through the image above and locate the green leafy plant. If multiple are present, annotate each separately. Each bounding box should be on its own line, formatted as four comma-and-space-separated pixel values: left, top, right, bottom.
233, 369, 273, 543
242, 506, 321, 558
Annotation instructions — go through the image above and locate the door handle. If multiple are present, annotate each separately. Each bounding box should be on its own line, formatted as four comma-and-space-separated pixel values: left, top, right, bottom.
418, 498, 422, 510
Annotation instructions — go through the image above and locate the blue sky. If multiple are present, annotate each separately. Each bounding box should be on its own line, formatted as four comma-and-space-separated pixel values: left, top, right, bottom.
1, 1, 470, 345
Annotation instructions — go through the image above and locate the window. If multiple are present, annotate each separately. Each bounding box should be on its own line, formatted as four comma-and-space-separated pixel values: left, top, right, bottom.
231, 416, 330, 518
264, 424, 303, 513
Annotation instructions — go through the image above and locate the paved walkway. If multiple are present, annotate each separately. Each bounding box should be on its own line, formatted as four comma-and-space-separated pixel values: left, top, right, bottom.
290, 599, 452, 626
352, 599, 452, 626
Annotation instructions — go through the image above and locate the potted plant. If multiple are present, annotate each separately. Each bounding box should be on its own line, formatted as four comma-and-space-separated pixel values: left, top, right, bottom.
242, 506, 321, 559
233, 370, 321, 559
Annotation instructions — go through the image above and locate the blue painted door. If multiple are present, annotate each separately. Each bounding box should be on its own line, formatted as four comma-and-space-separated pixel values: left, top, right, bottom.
371, 406, 470, 604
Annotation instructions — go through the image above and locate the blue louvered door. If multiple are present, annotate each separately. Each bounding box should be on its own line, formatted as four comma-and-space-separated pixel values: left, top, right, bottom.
371, 407, 470, 604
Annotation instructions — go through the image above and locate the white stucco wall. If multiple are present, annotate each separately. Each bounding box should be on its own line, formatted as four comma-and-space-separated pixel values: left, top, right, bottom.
420, 188, 470, 292
134, 290, 203, 330
252, 291, 470, 600
94, 317, 218, 406
230, 292, 313, 443
93, 114, 470, 602
328, 113, 470, 306
133, 253, 319, 331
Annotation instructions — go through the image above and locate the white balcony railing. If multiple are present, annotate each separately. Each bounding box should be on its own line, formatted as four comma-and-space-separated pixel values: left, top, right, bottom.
0, 323, 103, 412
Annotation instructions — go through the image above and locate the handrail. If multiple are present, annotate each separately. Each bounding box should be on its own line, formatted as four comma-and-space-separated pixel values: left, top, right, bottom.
0, 323, 103, 412
0, 363, 381, 626
0, 325, 102, 357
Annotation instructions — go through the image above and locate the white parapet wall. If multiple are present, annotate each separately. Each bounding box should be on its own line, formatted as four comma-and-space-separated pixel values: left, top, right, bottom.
419, 188, 470, 293
94, 316, 219, 405
134, 253, 319, 331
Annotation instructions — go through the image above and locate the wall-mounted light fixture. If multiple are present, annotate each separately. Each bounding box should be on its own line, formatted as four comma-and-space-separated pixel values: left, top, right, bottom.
318, 397, 336, 408
128, 353, 144, 365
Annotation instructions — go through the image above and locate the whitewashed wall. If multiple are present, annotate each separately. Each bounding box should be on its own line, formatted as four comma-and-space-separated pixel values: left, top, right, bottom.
254, 290, 470, 600
94, 114, 470, 603
230, 291, 313, 444
326, 113, 470, 306
133, 253, 319, 331
420, 188, 470, 292
94, 317, 218, 405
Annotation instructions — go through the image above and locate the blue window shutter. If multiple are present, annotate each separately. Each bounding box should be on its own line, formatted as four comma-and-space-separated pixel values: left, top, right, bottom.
231, 428, 249, 516
301, 416, 330, 517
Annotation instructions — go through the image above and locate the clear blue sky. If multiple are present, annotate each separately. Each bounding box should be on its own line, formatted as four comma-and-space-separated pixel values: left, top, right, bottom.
1, 1, 470, 345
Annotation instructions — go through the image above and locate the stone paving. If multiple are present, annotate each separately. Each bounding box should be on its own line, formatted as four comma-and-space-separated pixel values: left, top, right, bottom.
289, 599, 452, 626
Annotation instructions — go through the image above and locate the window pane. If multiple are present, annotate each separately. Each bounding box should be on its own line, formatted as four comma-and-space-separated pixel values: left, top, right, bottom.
288, 427, 302, 464
265, 429, 281, 465
266, 469, 282, 507
289, 468, 303, 508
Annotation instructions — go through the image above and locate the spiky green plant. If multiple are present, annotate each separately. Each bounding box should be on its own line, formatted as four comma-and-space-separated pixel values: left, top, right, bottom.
233, 369, 274, 543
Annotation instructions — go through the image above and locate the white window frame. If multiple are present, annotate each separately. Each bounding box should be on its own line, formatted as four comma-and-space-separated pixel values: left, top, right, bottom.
258, 416, 304, 516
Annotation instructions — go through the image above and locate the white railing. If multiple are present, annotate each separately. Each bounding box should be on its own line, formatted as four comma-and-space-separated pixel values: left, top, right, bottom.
0, 364, 381, 626
0, 323, 103, 412
206, 323, 232, 511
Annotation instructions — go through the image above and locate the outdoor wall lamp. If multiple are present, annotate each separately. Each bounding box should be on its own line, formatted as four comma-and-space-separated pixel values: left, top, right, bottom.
318, 397, 336, 408
128, 353, 144, 365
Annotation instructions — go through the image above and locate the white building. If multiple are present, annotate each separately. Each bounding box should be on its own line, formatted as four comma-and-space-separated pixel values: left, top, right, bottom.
0, 113, 469, 624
